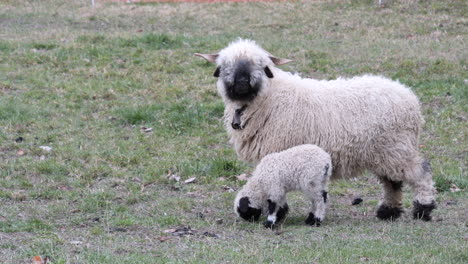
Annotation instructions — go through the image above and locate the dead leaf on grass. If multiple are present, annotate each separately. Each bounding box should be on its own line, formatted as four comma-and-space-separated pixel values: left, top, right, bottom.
158, 236, 171, 242
39, 146, 53, 152
32, 256, 50, 264
236, 173, 249, 181
32, 256, 42, 264
140, 126, 153, 133
11, 191, 26, 201
184, 177, 197, 184
222, 185, 235, 192
57, 185, 72, 191
163, 228, 177, 234
167, 171, 180, 182
133, 177, 142, 183
450, 184, 461, 193
203, 231, 221, 238
109, 227, 127, 232
164, 226, 195, 237
450, 183, 461, 192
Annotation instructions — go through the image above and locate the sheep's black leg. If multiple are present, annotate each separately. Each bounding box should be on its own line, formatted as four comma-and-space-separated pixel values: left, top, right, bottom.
413, 200, 436, 221
263, 200, 289, 228
376, 176, 404, 221
305, 190, 327, 226
410, 160, 437, 221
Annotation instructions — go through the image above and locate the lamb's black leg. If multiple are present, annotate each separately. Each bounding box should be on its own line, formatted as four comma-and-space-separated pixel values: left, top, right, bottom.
263, 200, 289, 228
305, 212, 322, 226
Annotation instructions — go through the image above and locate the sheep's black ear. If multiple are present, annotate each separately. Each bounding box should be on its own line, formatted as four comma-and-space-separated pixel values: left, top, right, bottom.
213, 66, 221, 78
239, 197, 250, 213
264, 66, 274, 78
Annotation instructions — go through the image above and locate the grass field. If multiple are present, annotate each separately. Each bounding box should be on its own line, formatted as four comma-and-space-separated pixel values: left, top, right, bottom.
0, 0, 467, 263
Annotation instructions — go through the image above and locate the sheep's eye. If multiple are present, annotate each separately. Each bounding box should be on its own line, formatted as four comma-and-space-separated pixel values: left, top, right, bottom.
213, 66, 221, 77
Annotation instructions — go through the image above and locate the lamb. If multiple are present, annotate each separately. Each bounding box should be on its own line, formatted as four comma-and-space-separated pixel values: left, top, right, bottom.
234, 144, 332, 228
196, 39, 437, 221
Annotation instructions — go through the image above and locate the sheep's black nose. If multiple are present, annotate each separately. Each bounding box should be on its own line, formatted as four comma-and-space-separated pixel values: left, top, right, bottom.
235, 80, 250, 94
237, 76, 249, 83
232, 121, 241, 130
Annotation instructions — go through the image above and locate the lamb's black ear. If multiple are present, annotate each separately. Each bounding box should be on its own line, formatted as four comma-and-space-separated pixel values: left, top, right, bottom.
264, 66, 274, 78
239, 197, 251, 213
267, 199, 276, 214
213, 66, 221, 77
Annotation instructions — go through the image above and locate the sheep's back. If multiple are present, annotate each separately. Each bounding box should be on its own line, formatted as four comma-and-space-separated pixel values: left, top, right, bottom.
227, 74, 423, 179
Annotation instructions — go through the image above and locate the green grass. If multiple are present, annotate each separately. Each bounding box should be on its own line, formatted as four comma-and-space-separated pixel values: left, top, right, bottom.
0, 0, 466, 263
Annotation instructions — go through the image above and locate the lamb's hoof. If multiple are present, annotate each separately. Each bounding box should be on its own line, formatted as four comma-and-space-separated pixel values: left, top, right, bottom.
376, 204, 403, 221
263, 220, 277, 229
413, 200, 436, 221
305, 213, 322, 227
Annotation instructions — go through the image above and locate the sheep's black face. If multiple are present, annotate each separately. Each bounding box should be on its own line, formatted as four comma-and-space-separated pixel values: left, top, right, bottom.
223, 60, 264, 102
237, 197, 262, 222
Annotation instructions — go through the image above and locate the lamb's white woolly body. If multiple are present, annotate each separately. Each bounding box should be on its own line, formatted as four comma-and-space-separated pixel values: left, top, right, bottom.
198, 39, 437, 221
234, 144, 331, 227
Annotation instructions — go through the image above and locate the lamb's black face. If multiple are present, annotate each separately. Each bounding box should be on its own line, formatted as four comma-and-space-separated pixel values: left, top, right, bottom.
237, 197, 262, 222
217, 59, 274, 102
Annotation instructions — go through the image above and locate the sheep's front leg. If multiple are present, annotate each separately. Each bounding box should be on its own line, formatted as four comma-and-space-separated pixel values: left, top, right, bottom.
305, 190, 327, 226
406, 160, 437, 221
263, 199, 289, 228
376, 176, 404, 221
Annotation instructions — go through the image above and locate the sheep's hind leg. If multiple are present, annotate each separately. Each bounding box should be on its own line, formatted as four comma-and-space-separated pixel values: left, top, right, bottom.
305, 190, 327, 226
263, 199, 289, 228
376, 176, 404, 221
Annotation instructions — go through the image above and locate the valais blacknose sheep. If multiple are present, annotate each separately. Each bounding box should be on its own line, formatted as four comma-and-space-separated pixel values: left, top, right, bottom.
234, 144, 331, 228
196, 39, 436, 221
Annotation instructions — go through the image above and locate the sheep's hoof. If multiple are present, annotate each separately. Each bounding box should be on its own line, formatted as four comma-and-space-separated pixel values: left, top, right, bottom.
376, 204, 403, 221
413, 200, 436, 221
305, 213, 322, 227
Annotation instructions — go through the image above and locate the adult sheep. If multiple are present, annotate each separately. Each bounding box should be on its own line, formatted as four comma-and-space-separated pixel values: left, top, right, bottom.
195, 39, 436, 221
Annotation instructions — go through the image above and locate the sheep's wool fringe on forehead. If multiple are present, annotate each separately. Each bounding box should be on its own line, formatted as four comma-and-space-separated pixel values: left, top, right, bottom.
217, 39, 272, 66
